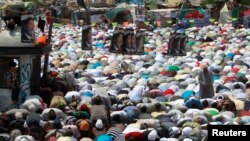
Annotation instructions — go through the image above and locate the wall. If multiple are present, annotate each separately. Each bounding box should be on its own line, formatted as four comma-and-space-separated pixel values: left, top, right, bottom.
19, 56, 33, 102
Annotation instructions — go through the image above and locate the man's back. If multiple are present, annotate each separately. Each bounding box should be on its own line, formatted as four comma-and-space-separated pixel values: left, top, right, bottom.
91, 105, 107, 118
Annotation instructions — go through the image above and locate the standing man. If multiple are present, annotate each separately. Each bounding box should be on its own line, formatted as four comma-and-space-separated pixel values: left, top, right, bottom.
198, 63, 214, 99
4, 61, 20, 104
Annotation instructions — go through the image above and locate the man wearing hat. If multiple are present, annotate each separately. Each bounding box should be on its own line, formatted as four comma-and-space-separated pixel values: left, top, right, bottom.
198, 63, 214, 99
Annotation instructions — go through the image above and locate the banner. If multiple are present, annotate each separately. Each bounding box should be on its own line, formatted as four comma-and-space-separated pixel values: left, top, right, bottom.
122, 29, 135, 55
81, 25, 92, 50
178, 34, 187, 56
110, 28, 145, 54
131, 32, 136, 55
110, 29, 123, 53
21, 15, 35, 43
167, 33, 187, 56
135, 30, 144, 55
